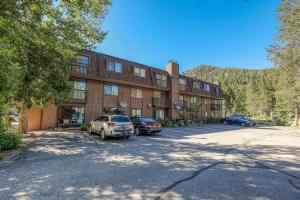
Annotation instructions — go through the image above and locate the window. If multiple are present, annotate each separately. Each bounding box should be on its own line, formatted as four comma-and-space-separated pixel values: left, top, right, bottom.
76, 55, 89, 65
131, 88, 143, 98
140, 117, 155, 123
179, 79, 186, 85
61, 106, 85, 124
178, 95, 184, 106
155, 110, 165, 120
73, 81, 86, 90
193, 81, 200, 89
153, 91, 161, 98
131, 108, 142, 117
111, 116, 131, 122
191, 96, 197, 104
179, 95, 184, 101
104, 84, 119, 95
134, 67, 146, 78
215, 87, 221, 96
71, 81, 86, 100
179, 78, 187, 90
107, 61, 122, 73
204, 83, 210, 92
156, 73, 167, 87
96, 115, 108, 122
71, 55, 89, 74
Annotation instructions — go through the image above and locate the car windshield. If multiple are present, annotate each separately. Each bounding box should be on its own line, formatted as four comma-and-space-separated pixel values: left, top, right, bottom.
111, 116, 131, 122
140, 117, 156, 123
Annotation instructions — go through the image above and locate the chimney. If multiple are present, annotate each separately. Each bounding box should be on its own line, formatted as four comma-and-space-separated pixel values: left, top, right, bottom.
166, 60, 179, 120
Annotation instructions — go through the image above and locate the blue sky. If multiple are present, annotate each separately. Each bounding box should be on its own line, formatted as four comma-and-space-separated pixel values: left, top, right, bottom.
96, 0, 280, 72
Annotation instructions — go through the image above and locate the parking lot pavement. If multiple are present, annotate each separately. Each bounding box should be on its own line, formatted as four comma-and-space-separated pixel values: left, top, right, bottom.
0, 125, 300, 200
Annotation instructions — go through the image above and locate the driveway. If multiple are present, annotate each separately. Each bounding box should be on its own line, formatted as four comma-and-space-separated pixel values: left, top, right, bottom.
0, 125, 300, 200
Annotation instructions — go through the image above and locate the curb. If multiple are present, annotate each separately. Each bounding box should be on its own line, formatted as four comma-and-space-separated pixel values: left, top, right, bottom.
0, 148, 22, 164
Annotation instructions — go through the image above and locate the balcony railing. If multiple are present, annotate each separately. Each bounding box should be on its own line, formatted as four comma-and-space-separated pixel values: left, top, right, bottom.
211, 104, 222, 111
152, 97, 169, 107
179, 84, 186, 91
71, 64, 88, 75
71, 90, 87, 100
156, 80, 167, 87
178, 100, 188, 109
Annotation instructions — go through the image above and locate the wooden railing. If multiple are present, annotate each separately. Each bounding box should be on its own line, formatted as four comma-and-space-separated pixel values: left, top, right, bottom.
152, 97, 169, 107
71, 64, 88, 75
70, 90, 87, 100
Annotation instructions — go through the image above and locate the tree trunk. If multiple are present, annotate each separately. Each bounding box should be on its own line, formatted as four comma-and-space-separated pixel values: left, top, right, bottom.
39, 108, 44, 130
19, 100, 29, 133
294, 106, 299, 126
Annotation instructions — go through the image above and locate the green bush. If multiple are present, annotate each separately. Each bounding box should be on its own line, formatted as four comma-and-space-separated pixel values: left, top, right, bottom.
272, 116, 288, 126
0, 132, 22, 150
80, 123, 89, 131
176, 119, 185, 126
205, 117, 221, 124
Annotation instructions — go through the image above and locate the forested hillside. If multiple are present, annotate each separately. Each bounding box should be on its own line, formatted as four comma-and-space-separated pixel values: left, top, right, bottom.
183, 65, 277, 119
184, 0, 300, 126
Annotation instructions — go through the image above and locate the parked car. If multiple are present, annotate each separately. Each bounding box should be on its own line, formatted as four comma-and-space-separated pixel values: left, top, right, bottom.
130, 116, 162, 135
231, 114, 257, 126
221, 116, 253, 127
89, 114, 134, 140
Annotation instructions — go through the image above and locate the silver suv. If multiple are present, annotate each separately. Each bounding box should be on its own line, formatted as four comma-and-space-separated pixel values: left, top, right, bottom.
89, 114, 134, 140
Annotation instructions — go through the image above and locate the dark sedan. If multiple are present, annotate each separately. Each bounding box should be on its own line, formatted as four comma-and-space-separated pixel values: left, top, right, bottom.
130, 116, 162, 135
221, 116, 253, 127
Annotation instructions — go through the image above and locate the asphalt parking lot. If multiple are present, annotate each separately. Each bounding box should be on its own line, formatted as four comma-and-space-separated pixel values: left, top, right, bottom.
0, 125, 300, 200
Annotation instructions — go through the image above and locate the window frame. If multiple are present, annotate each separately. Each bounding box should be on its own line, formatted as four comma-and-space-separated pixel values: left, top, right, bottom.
131, 108, 142, 117
203, 83, 211, 92
131, 88, 143, 98
156, 73, 167, 87
104, 84, 119, 96
193, 81, 200, 89
107, 61, 123, 73
179, 78, 187, 85
153, 91, 161, 99
155, 109, 165, 120
134, 67, 146, 78
191, 96, 197, 104
71, 81, 87, 100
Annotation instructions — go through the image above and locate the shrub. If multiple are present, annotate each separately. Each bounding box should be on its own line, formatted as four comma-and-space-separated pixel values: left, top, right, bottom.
0, 132, 22, 150
205, 117, 221, 124
176, 119, 185, 126
272, 116, 288, 126
80, 123, 89, 131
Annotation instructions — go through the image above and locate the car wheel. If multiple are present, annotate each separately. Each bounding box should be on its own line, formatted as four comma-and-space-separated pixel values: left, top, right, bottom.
223, 121, 228, 125
100, 129, 107, 140
135, 128, 140, 136
126, 135, 130, 139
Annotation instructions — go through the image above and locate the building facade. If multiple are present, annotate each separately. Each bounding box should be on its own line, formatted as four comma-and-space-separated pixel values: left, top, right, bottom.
28, 50, 223, 130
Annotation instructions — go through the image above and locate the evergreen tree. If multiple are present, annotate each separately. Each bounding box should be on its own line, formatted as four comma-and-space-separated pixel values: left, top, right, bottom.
268, 0, 300, 126
0, 0, 111, 132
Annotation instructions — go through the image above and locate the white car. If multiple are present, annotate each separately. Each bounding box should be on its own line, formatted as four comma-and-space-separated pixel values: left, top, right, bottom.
89, 114, 134, 140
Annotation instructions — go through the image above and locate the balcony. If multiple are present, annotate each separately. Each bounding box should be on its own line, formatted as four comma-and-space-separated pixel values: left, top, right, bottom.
70, 90, 87, 100
156, 80, 168, 88
152, 97, 169, 107
178, 100, 188, 109
179, 84, 187, 91
71, 64, 88, 75
211, 104, 222, 111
